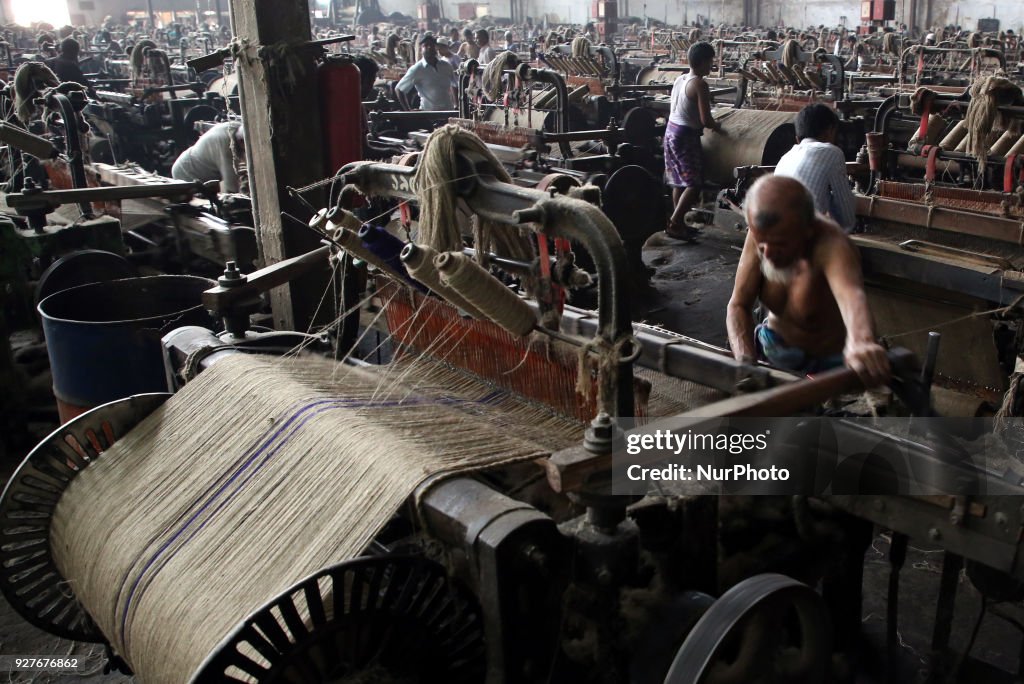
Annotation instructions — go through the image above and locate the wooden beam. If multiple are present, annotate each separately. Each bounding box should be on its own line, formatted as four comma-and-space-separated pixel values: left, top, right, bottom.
545, 361, 875, 494
229, 0, 329, 332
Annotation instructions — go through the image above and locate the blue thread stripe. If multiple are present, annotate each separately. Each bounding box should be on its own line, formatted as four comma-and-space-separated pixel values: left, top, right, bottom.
117, 390, 506, 643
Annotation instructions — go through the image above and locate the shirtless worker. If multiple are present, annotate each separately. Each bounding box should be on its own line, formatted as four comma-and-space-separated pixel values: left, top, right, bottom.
726, 175, 890, 387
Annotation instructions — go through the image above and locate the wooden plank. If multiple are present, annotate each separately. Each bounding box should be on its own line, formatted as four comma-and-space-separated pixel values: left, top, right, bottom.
229, 0, 329, 332
856, 195, 1024, 246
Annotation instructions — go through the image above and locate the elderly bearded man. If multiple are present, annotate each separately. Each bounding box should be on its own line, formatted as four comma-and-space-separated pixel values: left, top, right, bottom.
726, 175, 889, 386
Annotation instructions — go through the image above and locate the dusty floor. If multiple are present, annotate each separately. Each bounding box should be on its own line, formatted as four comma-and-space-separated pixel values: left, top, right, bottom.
0, 230, 1021, 682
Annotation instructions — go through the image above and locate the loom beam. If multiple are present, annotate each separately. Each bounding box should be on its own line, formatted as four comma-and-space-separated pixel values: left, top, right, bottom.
545, 349, 925, 494
336, 159, 635, 419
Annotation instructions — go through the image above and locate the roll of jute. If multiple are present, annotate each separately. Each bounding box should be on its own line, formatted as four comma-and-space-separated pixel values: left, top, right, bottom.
402, 243, 488, 319
51, 353, 580, 683
434, 251, 537, 336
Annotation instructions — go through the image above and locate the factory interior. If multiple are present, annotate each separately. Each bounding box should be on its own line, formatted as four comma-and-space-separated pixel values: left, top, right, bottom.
5, 0, 1024, 681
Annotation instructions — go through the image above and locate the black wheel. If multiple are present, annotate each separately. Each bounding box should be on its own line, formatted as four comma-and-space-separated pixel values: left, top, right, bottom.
0, 393, 170, 642
622, 106, 658, 148
195, 555, 487, 683
602, 164, 664, 279
183, 104, 220, 133
664, 574, 832, 684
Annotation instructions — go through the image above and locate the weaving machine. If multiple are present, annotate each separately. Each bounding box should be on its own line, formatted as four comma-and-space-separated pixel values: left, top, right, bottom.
733, 41, 846, 111
897, 44, 1007, 88
712, 75, 1024, 416
79, 40, 231, 174
5, 122, 1024, 684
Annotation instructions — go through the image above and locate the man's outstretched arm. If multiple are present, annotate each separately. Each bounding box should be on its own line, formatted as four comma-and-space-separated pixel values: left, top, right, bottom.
727, 229, 763, 363
819, 224, 890, 386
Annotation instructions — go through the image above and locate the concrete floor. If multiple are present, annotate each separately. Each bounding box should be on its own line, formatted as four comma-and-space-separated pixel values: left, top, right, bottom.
0, 229, 1020, 682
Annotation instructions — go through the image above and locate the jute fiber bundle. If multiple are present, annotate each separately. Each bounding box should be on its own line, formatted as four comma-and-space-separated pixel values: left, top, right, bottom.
481, 50, 518, 101
571, 36, 592, 58
413, 124, 535, 263
13, 62, 59, 124
964, 75, 1023, 170
50, 353, 581, 683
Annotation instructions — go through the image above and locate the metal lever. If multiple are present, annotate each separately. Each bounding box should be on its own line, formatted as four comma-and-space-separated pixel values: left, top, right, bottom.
187, 34, 356, 72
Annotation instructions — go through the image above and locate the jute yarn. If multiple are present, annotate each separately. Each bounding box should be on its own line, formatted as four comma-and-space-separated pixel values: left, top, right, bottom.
964, 74, 1022, 170
480, 50, 518, 101
412, 123, 535, 263
50, 353, 582, 683
13, 61, 59, 124
571, 36, 592, 58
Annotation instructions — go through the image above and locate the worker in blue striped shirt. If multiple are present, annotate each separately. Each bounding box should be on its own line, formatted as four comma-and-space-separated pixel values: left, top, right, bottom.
774, 103, 857, 233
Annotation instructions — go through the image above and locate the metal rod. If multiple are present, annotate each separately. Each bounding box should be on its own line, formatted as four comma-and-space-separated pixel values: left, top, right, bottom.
6, 181, 200, 209
921, 332, 941, 387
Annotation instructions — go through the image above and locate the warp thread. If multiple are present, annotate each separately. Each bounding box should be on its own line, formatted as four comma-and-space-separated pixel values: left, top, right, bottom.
51, 353, 579, 683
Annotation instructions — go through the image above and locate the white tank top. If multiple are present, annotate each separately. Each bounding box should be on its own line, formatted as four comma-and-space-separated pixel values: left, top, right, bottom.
669, 72, 703, 129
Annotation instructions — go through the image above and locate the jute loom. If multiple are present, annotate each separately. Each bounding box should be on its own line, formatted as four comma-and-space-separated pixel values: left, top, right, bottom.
1, 125, 941, 683
46, 352, 588, 682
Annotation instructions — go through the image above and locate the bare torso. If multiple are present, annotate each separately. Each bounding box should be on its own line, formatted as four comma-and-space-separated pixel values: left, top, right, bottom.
759, 232, 848, 358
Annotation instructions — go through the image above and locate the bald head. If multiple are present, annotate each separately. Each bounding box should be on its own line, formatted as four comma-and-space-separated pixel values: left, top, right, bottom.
744, 175, 817, 280
745, 175, 815, 232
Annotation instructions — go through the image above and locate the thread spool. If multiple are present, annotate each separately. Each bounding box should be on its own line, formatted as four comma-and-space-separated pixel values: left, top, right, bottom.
433, 251, 536, 337
400, 243, 487, 319
357, 223, 422, 290
1005, 132, 1024, 157
865, 131, 888, 172
938, 120, 968, 149
989, 129, 1019, 157
909, 114, 947, 148
327, 214, 409, 284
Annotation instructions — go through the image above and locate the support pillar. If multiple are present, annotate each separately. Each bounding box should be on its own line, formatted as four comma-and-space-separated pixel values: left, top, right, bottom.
229, 0, 330, 332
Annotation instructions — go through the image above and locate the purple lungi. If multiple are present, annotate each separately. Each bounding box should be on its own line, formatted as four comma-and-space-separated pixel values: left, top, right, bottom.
663, 121, 704, 189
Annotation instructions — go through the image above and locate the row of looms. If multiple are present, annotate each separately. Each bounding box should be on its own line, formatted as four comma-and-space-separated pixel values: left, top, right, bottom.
1, 1, 1024, 683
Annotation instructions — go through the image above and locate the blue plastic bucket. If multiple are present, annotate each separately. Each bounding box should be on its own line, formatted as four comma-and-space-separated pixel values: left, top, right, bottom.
38, 275, 214, 423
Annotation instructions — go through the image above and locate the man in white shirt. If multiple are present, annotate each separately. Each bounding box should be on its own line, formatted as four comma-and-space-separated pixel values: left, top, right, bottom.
396, 34, 455, 111
438, 37, 461, 72
476, 29, 496, 64
171, 120, 246, 194
773, 103, 857, 232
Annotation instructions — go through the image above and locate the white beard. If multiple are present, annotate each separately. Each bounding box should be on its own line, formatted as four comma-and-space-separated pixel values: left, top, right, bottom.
760, 257, 796, 285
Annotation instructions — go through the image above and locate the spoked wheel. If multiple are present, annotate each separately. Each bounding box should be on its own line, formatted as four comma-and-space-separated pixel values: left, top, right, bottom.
664, 574, 832, 684
0, 393, 170, 641
196, 555, 487, 683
